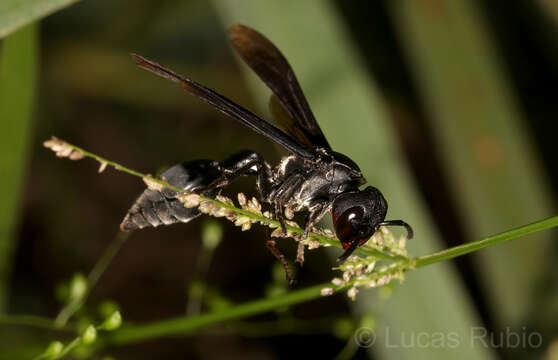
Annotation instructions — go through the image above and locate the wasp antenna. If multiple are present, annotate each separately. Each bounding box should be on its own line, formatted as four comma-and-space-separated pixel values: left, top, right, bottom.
378, 220, 414, 240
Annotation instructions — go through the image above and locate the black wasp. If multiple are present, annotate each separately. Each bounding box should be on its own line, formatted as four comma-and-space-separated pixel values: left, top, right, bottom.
120, 24, 413, 272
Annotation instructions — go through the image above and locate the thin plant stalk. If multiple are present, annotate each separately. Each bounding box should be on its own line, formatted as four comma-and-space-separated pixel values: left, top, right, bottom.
106, 213, 558, 344
54, 231, 129, 326
43, 138, 558, 345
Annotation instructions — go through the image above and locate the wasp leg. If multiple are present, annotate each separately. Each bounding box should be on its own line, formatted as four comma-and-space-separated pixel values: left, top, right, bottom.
266, 239, 295, 285
205, 150, 273, 199
273, 201, 288, 234
303, 200, 331, 238
269, 170, 305, 234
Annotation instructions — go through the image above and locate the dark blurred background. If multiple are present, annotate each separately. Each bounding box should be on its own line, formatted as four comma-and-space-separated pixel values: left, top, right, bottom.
1, 0, 558, 359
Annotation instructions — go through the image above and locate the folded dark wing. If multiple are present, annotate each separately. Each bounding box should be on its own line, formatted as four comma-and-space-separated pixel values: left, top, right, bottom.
130, 53, 314, 160
229, 24, 331, 150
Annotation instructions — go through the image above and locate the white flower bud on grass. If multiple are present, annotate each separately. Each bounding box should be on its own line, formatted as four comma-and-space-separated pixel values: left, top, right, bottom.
142, 176, 164, 192
307, 240, 320, 250
271, 227, 286, 238
247, 197, 261, 213
332, 278, 345, 287
347, 287, 359, 300
216, 195, 233, 206
43, 137, 84, 160
322, 229, 334, 236
321, 287, 334, 296
178, 193, 201, 208
69, 151, 84, 160
234, 216, 251, 226
98, 161, 108, 173
237, 193, 247, 207
198, 201, 216, 214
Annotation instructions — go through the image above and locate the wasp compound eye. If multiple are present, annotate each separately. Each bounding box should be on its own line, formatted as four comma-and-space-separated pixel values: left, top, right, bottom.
333, 206, 370, 250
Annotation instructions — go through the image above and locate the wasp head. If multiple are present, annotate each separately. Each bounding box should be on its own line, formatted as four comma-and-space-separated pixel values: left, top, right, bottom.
332, 186, 413, 262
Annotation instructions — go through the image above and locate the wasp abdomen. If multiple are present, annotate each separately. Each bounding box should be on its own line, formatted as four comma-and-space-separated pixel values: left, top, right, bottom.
120, 160, 222, 231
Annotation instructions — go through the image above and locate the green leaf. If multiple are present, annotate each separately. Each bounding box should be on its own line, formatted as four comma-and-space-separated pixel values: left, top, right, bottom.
0, 0, 80, 39
0, 23, 37, 312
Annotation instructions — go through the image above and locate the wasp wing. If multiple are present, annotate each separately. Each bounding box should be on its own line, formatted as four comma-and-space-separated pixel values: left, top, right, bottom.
130, 54, 314, 160
268, 94, 313, 148
229, 24, 331, 150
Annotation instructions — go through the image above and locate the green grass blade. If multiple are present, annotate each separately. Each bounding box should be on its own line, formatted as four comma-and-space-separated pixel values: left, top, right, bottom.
210, 1, 495, 359
0, 24, 37, 311
388, 0, 555, 328
0, 0, 80, 39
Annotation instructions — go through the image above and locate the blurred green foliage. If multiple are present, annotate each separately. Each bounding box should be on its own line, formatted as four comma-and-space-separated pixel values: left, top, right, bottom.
0, 24, 37, 312
0, 0, 79, 38
388, 0, 554, 329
